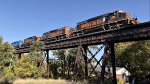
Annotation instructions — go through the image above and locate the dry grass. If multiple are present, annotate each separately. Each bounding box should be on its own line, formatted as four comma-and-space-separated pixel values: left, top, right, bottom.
13, 79, 72, 84
0, 78, 87, 84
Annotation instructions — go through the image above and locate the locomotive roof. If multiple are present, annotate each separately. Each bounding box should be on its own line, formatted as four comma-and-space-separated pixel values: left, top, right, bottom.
24, 35, 41, 40
43, 26, 71, 34
11, 40, 23, 43
77, 10, 124, 24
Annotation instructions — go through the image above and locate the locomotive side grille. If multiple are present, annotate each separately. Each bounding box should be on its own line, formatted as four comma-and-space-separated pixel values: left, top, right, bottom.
125, 13, 131, 19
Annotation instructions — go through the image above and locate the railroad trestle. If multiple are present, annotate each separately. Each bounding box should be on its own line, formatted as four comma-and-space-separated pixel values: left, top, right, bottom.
15, 22, 150, 84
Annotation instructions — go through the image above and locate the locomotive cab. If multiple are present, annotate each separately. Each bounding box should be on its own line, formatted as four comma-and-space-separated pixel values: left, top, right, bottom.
108, 10, 125, 23
117, 10, 137, 24
11, 40, 24, 49
107, 10, 137, 28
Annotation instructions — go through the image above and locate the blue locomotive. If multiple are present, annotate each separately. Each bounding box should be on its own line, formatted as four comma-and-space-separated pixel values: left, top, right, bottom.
11, 40, 24, 48
11, 36, 41, 49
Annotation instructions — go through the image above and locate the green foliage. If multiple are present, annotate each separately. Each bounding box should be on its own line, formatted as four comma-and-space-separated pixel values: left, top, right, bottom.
28, 41, 46, 78
49, 59, 59, 79
0, 36, 2, 43
115, 40, 150, 78
52, 49, 76, 78
0, 37, 15, 80
0, 37, 46, 80
0, 67, 15, 79
0, 42, 15, 67
29, 42, 44, 67
14, 55, 36, 78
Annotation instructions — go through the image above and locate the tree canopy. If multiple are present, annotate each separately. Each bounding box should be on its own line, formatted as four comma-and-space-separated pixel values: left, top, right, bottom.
115, 40, 150, 78
0, 37, 46, 80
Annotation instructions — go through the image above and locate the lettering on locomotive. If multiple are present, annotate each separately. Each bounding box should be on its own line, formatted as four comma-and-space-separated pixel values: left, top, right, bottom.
80, 19, 102, 29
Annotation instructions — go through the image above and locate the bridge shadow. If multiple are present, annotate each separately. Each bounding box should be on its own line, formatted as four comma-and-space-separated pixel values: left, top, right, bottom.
0, 79, 13, 84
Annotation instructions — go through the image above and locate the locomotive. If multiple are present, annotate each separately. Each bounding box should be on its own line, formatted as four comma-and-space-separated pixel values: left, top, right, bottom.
76, 10, 137, 34
11, 40, 24, 49
11, 10, 137, 49
11, 35, 41, 49
42, 26, 72, 41
24, 35, 41, 46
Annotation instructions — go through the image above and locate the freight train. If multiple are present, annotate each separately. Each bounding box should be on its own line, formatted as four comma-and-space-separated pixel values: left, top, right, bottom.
11, 10, 137, 49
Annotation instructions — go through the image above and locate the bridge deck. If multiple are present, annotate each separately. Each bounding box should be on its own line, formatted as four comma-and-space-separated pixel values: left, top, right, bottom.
16, 22, 150, 53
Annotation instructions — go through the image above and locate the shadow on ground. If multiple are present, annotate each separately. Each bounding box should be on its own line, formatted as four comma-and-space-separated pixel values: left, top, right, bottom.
0, 79, 13, 84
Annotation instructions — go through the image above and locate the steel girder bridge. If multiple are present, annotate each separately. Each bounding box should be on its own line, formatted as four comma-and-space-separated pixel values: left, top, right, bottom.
15, 22, 150, 84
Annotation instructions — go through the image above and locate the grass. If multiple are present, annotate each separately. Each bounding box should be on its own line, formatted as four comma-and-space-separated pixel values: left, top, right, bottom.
13, 79, 71, 84
0, 78, 88, 84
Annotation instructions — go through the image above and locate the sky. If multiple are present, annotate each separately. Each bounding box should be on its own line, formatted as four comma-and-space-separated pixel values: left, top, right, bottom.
0, 0, 149, 59
0, 0, 149, 43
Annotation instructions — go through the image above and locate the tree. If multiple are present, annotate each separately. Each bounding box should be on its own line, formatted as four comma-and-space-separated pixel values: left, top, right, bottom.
29, 41, 44, 67
0, 36, 47, 79
49, 58, 59, 79
0, 37, 15, 79
115, 40, 150, 78
52, 48, 76, 78
52, 49, 67, 78
14, 55, 38, 78
0, 36, 2, 44
12, 41, 46, 79
28, 41, 46, 78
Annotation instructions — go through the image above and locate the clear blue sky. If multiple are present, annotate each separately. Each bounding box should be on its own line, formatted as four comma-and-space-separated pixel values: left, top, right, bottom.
0, 0, 149, 43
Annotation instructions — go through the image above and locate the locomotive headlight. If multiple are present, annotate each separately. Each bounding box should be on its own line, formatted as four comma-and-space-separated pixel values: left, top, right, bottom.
118, 10, 123, 13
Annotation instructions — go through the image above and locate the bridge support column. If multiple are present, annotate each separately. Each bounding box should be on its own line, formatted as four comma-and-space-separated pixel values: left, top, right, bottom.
75, 42, 117, 83
62, 53, 65, 78
100, 43, 108, 84
46, 50, 50, 78
74, 44, 88, 80
83, 45, 88, 78
100, 42, 117, 84
109, 42, 117, 84
18, 53, 21, 59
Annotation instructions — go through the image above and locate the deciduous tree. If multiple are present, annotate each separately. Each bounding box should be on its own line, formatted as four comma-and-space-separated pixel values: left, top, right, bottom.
115, 40, 150, 78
